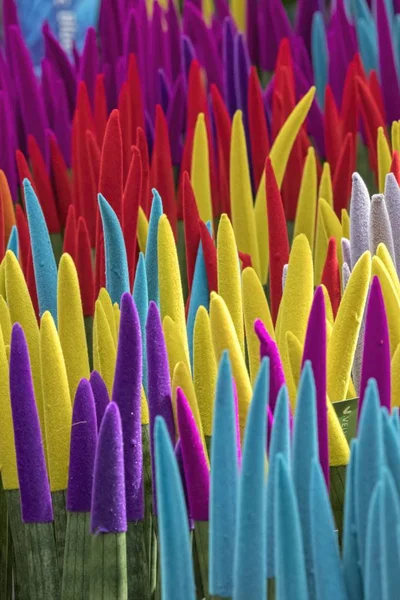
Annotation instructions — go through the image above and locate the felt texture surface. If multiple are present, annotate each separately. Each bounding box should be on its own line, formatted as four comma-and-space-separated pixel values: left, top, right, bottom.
266, 385, 291, 578
254, 88, 315, 284
210, 292, 252, 436
98, 110, 123, 221
384, 172, 400, 272
90, 370, 110, 430
319, 162, 333, 208
98, 287, 118, 347
154, 417, 195, 600
193, 306, 217, 437
146, 301, 175, 513
391, 344, 400, 409
217, 214, 244, 354
327, 251, 371, 402
285, 331, 304, 404
209, 352, 238, 597
10, 324, 52, 523
112, 293, 144, 521
233, 358, 268, 600
91, 402, 127, 533
381, 466, 400, 599
177, 388, 210, 521
6, 225, 18, 258
378, 126, 392, 194
327, 398, 350, 466
350, 172, 370, 269
93, 299, 117, 397
137, 206, 149, 254
242, 266, 275, 384
0, 293, 11, 347
187, 241, 209, 366
371, 255, 400, 358
191, 113, 213, 224
376, 242, 400, 301
341, 237, 351, 271
230, 110, 260, 277
67, 379, 97, 512
364, 481, 383, 600
40, 311, 72, 491
133, 252, 149, 393
145, 190, 163, 305
0, 324, 17, 489
302, 287, 329, 485
369, 194, 396, 266
98, 193, 130, 305
164, 316, 191, 378
310, 459, 347, 599
294, 147, 317, 249
342, 261, 351, 292
58, 253, 90, 400
158, 214, 190, 365
255, 319, 285, 415
24, 179, 58, 323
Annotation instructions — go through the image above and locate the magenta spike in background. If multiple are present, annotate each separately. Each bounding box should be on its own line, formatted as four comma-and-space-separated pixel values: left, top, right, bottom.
91, 402, 127, 534
176, 387, 210, 521
9, 323, 53, 523
302, 286, 329, 487
358, 276, 391, 420
112, 293, 144, 521
90, 370, 110, 430
255, 319, 285, 414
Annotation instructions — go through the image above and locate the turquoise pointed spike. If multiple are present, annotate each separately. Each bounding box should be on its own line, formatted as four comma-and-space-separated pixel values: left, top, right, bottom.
364, 482, 383, 600
187, 240, 209, 368
98, 193, 130, 305
381, 467, 400, 599
133, 252, 149, 393
23, 178, 58, 323
6, 225, 18, 258
209, 352, 238, 598
310, 459, 347, 600
311, 12, 328, 108
274, 454, 308, 600
382, 409, 400, 499
145, 189, 163, 305
266, 384, 290, 578
154, 416, 196, 600
233, 358, 268, 600
391, 406, 400, 434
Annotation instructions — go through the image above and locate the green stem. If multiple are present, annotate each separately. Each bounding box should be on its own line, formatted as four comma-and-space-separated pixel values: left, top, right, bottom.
50, 232, 64, 265
126, 521, 150, 600
5, 490, 30, 600
89, 533, 128, 600
24, 522, 61, 599
84, 316, 94, 371
61, 511, 91, 600
142, 424, 156, 593
52, 489, 67, 573
268, 578, 276, 599
329, 465, 347, 546
0, 481, 12, 599
194, 521, 210, 599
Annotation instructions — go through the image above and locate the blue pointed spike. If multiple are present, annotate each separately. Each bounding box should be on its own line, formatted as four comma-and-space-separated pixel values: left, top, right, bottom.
292, 362, 318, 594
364, 482, 383, 600
356, 18, 378, 74
382, 409, 400, 499
187, 241, 209, 368
133, 252, 149, 393
233, 358, 268, 600
23, 178, 58, 323
154, 416, 196, 600
274, 455, 308, 600
311, 12, 328, 108
355, 378, 385, 569
209, 352, 238, 598
145, 189, 163, 305
310, 459, 348, 599
381, 467, 400, 599
391, 406, 400, 435
6, 225, 18, 258
266, 384, 290, 578
342, 439, 363, 600
98, 193, 130, 305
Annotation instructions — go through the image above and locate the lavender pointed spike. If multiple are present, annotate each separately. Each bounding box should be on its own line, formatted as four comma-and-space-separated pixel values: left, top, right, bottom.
350, 173, 370, 268
302, 287, 329, 486
341, 238, 351, 270
10, 323, 52, 523
67, 379, 97, 512
282, 264, 288, 290
90, 370, 110, 430
358, 277, 391, 418
91, 402, 127, 534
369, 194, 396, 265
255, 319, 285, 414
376, 0, 400, 125
112, 293, 144, 521
342, 262, 351, 292
384, 172, 400, 272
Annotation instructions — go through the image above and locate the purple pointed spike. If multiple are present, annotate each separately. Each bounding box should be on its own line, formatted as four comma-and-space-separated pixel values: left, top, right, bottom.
125, 11, 145, 87
146, 301, 175, 512
0, 91, 17, 201
327, 24, 348, 107
2, 0, 19, 67
182, 36, 197, 84
291, 35, 313, 86
67, 379, 97, 512
177, 388, 210, 521
335, 0, 357, 62
234, 33, 251, 115
167, 74, 186, 165
43, 23, 77, 119
158, 69, 171, 116
91, 402, 127, 533
79, 27, 99, 109
167, 0, 183, 81
10, 324, 53, 523
52, 78, 72, 167
295, 0, 319, 53
112, 293, 144, 522
42, 59, 56, 128
246, 0, 259, 64
8, 25, 48, 164
72, 43, 80, 73
259, 0, 292, 71
222, 18, 237, 117
376, 0, 400, 126
90, 371, 110, 430
302, 287, 329, 487
255, 319, 285, 414
98, 0, 123, 73
214, 0, 230, 20
358, 277, 391, 419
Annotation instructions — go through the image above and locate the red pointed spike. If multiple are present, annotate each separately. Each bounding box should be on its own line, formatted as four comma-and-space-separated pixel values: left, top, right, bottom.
48, 131, 72, 229
94, 73, 108, 147
122, 145, 142, 288
210, 83, 232, 215
239, 251, 252, 270
15, 204, 30, 276
198, 219, 217, 293
321, 237, 341, 317
85, 129, 101, 246
333, 132, 355, 215
76, 216, 95, 317
136, 127, 150, 217
357, 75, 385, 175
248, 67, 270, 190
187, 60, 208, 133
127, 54, 145, 139
99, 109, 123, 222
118, 82, 133, 185
324, 85, 343, 174
63, 204, 77, 260
182, 171, 201, 292
340, 57, 359, 138
369, 70, 386, 124
391, 151, 400, 185
177, 128, 194, 219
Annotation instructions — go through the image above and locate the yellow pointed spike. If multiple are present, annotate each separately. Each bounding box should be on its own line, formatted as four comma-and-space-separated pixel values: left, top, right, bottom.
141, 387, 149, 425
319, 162, 333, 208
294, 147, 317, 248
98, 288, 117, 347
347, 377, 357, 399
202, 0, 213, 24
5, 251, 44, 433
327, 251, 371, 402
0, 260, 6, 299
391, 344, 400, 408
242, 266, 275, 384
376, 243, 400, 301
392, 120, 400, 154
193, 306, 217, 437
210, 292, 252, 435
377, 126, 392, 193
327, 399, 350, 466
372, 256, 400, 357
191, 113, 213, 224
163, 315, 191, 378
158, 214, 190, 366
58, 254, 90, 400
230, 111, 261, 277
285, 331, 303, 404
40, 311, 72, 491
254, 87, 316, 283
0, 295, 12, 345
93, 299, 116, 396
320, 198, 343, 266
341, 208, 350, 240
321, 284, 334, 326
137, 206, 149, 255
314, 199, 328, 285
231, 0, 245, 31
217, 214, 244, 354
0, 326, 17, 489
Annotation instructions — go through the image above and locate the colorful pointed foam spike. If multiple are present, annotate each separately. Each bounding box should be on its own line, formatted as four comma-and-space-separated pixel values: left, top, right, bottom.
350, 172, 370, 269
98, 109, 123, 222
187, 241, 209, 366
254, 319, 285, 415
384, 173, 400, 272
145, 190, 163, 305
364, 481, 383, 600
133, 252, 149, 392
369, 194, 396, 264
382, 409, 400, 498
89, 370, 110, 430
